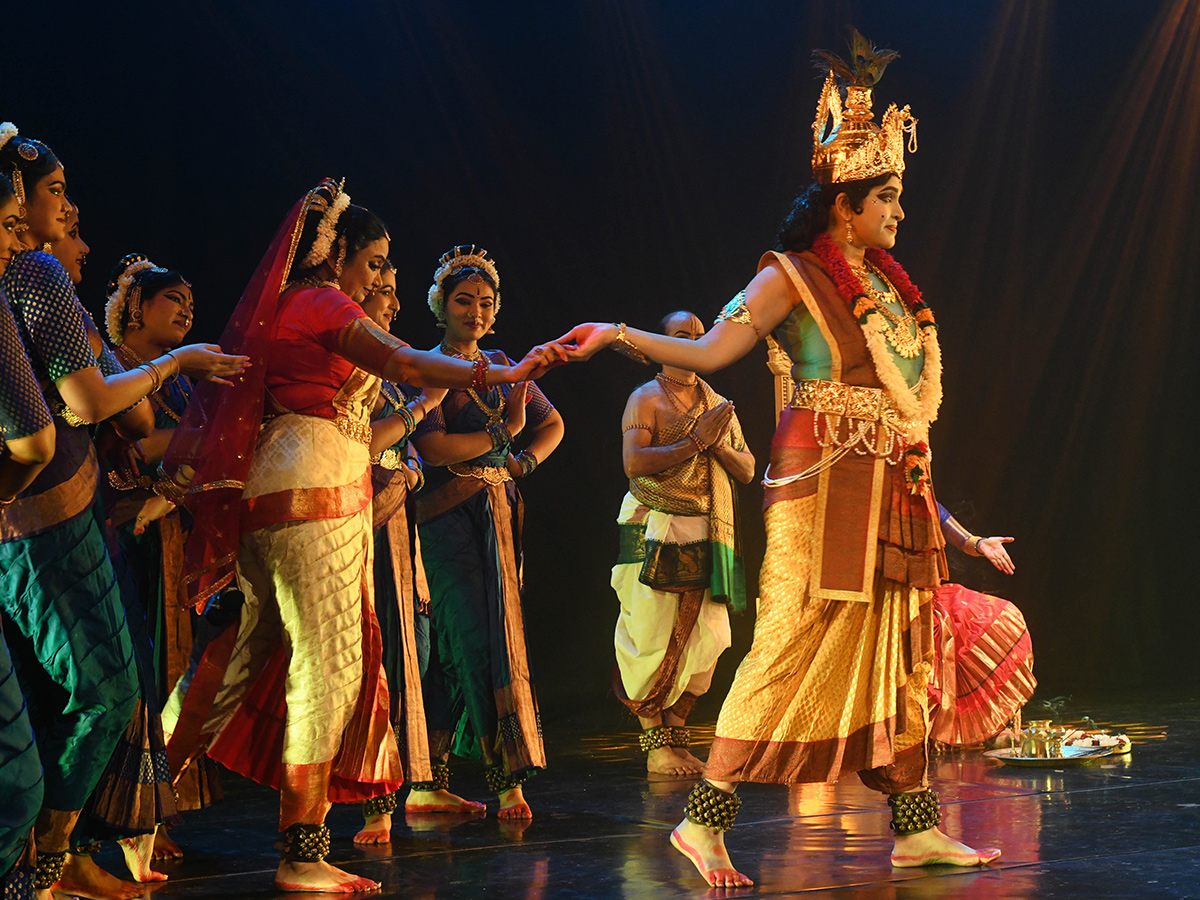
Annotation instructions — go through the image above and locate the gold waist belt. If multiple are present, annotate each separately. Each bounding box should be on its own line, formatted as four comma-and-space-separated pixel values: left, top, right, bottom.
335, 416, 373, 447
448, 462, 512, 485
789, 379, 916, 434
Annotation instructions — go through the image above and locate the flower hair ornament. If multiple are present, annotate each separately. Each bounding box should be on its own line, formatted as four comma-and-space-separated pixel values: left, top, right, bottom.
427, 244, 501, 323
0, 121, 38, 221
299, 178, 351, 270
105, 254, 167, 345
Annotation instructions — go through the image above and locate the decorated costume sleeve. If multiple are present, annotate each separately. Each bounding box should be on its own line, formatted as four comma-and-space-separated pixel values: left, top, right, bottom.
7, 252, 96, 381
0, 291, 53, 441
336, 316, 413, 376
413, 402, 447, 437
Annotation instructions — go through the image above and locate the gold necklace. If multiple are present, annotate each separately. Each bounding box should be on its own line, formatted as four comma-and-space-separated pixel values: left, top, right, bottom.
655, 373, 706, 420
439, 340, 504, 424
655, 370, 698, 388
850, 262, 922, 359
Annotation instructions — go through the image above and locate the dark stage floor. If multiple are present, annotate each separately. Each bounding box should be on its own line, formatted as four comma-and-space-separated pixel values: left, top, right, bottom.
102, 694, 1195, 899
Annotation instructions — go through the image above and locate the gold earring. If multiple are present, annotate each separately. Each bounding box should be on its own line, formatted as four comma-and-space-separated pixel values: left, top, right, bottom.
845, 218, 856, 247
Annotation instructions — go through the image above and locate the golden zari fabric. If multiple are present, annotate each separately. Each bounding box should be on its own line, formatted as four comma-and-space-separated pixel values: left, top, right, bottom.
629, 377, 744, 565
705, 495, 933, 785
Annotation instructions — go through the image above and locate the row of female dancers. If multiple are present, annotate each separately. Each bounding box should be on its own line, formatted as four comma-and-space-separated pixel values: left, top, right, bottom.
1, 36, 1036, 892
0, 120, 574, 897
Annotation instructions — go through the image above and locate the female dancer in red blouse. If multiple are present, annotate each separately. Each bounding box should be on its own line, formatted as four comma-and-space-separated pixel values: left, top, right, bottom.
160, 181, 563, 892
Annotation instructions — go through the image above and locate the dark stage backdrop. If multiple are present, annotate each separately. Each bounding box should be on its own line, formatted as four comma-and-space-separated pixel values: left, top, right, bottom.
7, 1, 1198, 718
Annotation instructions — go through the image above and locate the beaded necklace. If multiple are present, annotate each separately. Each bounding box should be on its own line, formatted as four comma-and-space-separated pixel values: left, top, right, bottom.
439, 340, 504, 424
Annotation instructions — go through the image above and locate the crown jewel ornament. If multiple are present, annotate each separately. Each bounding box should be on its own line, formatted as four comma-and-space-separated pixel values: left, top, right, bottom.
811, 29, 918, 185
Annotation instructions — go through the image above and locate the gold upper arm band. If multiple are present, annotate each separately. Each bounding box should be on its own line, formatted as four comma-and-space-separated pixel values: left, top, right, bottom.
714, 291, 759, 336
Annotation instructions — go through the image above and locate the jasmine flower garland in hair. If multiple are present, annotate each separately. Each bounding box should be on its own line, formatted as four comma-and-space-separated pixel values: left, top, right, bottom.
105, 259, 157, 345
301, 189, 351, 270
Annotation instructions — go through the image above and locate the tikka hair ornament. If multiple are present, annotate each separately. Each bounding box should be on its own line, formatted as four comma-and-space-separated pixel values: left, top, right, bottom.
427, 244, 501, 322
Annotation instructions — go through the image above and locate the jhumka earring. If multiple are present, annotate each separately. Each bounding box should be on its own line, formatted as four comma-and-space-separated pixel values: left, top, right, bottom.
845, 218, 857, 247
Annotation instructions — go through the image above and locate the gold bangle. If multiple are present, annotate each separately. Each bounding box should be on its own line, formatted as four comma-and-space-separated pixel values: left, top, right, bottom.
0, 495, 15, 507
611, 322, 650, 366
140, 360, 163, 394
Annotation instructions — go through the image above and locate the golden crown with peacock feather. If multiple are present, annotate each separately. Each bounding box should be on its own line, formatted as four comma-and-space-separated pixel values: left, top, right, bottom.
811, 29, 918, 185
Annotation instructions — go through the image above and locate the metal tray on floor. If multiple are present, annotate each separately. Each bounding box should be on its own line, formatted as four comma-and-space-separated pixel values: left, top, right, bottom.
983, 745, 1115, 767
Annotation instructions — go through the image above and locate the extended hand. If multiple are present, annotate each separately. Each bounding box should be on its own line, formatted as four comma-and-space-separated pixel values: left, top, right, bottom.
555, 323, 618, 361
172, 343, 251, 387
978, 536, 1015, 574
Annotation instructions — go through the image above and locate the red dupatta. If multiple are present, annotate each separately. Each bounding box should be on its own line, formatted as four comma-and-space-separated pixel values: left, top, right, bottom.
166, 183, 328, 607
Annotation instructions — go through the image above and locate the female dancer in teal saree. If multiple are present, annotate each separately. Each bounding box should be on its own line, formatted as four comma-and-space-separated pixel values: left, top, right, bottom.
413, 246, 564, 820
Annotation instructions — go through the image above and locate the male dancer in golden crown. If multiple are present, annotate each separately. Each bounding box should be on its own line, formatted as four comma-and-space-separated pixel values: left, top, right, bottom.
559, 31, 1002, 886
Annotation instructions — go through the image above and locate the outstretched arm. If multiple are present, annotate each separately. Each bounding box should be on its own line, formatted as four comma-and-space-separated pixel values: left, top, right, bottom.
337, 318, 565, 389
558, 265, 794, 374
938, 502, 1015, 575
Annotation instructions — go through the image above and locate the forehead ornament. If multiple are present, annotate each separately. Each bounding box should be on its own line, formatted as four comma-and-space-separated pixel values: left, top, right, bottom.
426, 244, 502, 322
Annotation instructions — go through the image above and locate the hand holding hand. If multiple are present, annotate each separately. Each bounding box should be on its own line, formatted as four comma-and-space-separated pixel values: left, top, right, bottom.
506, 343, 569, 382
978, 536, 1015, 574
555, 323, 618, 361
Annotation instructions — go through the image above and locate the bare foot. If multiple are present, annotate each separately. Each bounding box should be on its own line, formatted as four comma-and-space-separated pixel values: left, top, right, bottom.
56, 853, 144, 900
152, 828, 183, 860
891, 827, 1002, 867
119, 829, 168, 882
647, 747, 698, 777
404, 788, 486, 815
275, 859, 380, 893
669, 818, 753, 888
497, 786, 532, 820
678, 747, 706, 769
352, 814, 391, 845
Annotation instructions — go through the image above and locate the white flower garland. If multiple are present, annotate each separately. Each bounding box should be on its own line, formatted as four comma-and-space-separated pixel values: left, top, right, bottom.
426, 246, 501, 321
300, 189, 351, 269
105, 260, 157, 345
860, 312, 942, 445
0, 122, 18, 153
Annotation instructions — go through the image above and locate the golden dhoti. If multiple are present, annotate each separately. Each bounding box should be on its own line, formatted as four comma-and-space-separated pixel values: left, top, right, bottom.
706, 495, 932, 790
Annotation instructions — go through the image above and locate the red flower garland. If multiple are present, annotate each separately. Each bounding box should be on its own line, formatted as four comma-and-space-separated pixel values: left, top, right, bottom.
810, 232, 936, 329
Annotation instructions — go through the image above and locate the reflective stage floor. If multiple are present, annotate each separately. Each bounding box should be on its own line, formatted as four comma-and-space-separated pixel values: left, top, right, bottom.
107, 694, 1192, 899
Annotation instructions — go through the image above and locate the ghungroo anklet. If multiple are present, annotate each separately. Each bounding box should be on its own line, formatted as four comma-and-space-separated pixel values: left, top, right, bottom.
71, 841, 103, 856
668, 726, 692, 748
33, 851, 67, 890
410, 761, 452, 793
281, 823, 331, 862
485, 765, 526, 794
888, 789, 941, 836
638, 724, 673, 753
362, 791, 398, 817
684, 779, 742, 831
